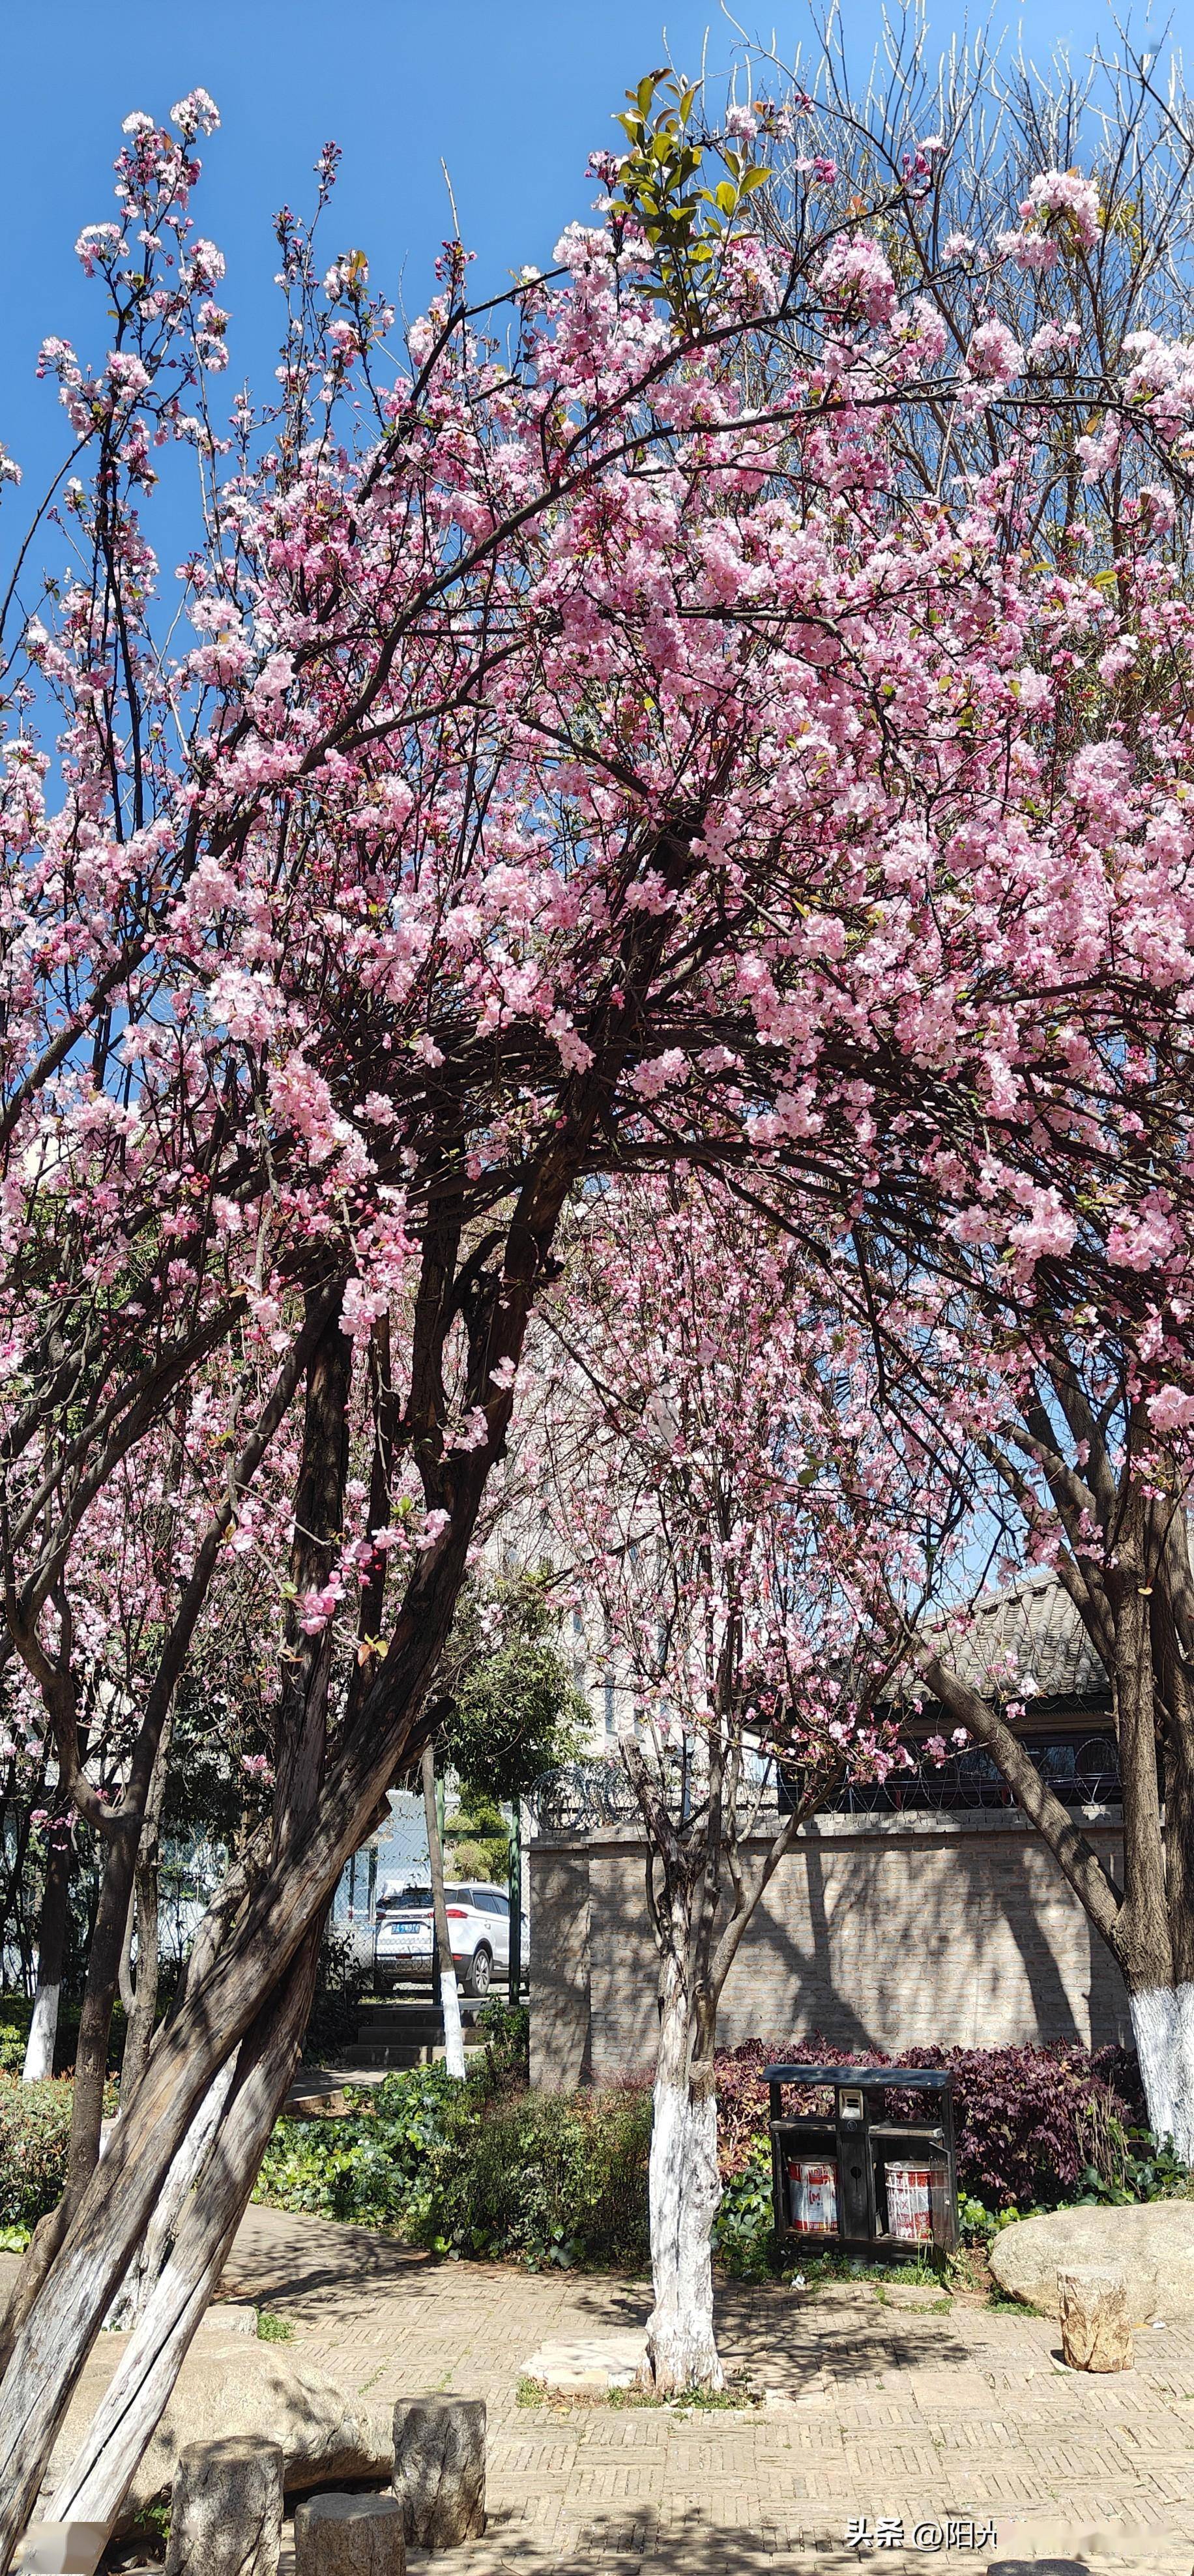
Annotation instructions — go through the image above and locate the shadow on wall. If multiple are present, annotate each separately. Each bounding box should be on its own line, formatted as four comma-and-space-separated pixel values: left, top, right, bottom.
712, 1822, 1131, 2060
529, 1811, 1132, 2086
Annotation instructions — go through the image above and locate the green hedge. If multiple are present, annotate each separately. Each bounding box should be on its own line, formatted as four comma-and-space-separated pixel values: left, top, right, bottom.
255, 2055, 651, 2268
0, 2074, 75, 2228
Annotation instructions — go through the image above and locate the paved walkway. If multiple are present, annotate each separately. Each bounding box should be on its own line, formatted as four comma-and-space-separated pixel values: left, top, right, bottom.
219, 2205, 1194, 2573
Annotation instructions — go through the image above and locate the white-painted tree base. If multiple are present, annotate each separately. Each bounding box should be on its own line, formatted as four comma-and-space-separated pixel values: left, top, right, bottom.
441, 1969, 467, 2081
645, 2071, 723, 2396
1129, 1983, 1194, 2166
22, 1981, 61, 2084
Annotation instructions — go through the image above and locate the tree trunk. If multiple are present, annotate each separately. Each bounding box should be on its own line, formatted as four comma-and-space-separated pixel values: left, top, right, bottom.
0, 1133, 581, 2564
40, 1307, 353, 2528
22, 1835, 70, 2083
646, 1961, 722, 2397
422, 1746, 465, 2080
1108, 1508, 1174, 1995
63, 1818, 140, 2205
51, 1924, 321, 2529
102, 2056, 239, 2334
1, 1819, 141, 2363
121, 1722, 171, 2101
1128, 1983, 1194, 2164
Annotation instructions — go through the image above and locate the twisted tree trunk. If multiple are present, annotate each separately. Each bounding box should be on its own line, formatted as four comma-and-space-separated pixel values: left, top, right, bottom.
102, 2056, 239, 2334
119, 1721, 171, 2103
51, 1924, 322, 2528
0, 1130, 582, 2564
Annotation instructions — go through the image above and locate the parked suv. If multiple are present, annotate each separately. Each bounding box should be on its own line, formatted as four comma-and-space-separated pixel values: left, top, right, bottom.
373, 1880, 510, 1997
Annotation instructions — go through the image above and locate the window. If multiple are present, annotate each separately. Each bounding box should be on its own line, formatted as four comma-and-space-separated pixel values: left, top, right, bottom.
444, 1884, 470, 1907
474, 1890, 509, 1916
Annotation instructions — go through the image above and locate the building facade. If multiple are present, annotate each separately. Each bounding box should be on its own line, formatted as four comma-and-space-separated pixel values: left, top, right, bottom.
528, 1569, 1131, 2088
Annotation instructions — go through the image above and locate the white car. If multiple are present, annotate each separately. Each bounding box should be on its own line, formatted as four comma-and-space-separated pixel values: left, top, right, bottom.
374, 1880, 511, 1997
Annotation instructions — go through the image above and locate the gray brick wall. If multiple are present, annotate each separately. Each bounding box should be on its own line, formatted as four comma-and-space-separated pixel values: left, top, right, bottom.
528, 1846, 592, 2090
529, 1808, 1129, 2086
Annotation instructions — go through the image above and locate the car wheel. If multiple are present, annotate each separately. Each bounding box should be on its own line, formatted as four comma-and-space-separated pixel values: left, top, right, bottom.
465, 1944, 491, 1998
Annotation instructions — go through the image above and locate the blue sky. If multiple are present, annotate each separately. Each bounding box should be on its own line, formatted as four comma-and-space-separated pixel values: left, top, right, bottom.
0, 1, 1163, 519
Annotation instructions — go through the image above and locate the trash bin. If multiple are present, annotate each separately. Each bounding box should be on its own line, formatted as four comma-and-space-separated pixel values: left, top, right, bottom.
766, 2062, 958, 2262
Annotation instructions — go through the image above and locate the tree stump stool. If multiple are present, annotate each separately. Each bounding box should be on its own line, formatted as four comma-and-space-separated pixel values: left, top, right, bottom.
1057, 2265, 1133, 2373
164, 2435, 284, 2576
293, 2491, 405, 2575
391, 2396, 486, 2547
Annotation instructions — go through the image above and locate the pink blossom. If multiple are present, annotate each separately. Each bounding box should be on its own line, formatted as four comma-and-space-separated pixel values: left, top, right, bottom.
1146, 1386, 1194, 1433
965, 319, 1024, 388
1022, 168, 1101, 252
298, 1582, 343, 1635
818, 235, 897, 326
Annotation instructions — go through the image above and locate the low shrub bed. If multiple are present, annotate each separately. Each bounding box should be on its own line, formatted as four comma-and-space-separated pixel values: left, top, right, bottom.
709, 2034, 1189, 2277
254, 2015, 1186, 2279
6, 2006, 1182, 2284
255, 2040, 652, 2268
0, 2071, 76, 2231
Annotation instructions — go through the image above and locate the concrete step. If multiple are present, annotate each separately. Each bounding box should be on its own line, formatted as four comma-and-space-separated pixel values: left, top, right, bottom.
357, 1997, 498, 2030
339, 2038, 431, 2069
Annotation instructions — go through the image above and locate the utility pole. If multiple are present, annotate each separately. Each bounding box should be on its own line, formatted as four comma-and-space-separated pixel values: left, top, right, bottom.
421, 1744, 465, 2077
507, 1804, 523, 2000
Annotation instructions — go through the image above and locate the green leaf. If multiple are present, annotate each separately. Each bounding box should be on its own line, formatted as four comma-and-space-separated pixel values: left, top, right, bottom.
714, 181, 738, 214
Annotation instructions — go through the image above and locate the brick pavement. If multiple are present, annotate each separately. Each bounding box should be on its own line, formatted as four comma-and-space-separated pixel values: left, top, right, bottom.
221, 2206, 1194, 2572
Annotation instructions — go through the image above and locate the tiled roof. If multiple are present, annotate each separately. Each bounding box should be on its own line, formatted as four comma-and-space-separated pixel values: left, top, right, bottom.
928, 1568, 1108, 1706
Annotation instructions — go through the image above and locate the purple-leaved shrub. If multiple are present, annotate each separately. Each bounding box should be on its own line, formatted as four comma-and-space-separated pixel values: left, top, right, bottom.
714, 2035, 1146, 2209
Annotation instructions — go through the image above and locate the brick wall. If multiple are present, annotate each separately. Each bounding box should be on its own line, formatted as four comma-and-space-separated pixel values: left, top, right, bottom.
529, 1807, 1130, 2088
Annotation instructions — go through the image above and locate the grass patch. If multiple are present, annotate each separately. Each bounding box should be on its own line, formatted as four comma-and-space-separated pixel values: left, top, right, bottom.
607, 2371, 759, 2412
785, 2249, 949, 2294
256, 2310, 295, 2341
517, 2368, 759, 2413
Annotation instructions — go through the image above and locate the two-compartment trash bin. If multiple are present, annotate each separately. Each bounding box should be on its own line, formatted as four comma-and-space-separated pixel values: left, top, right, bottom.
766, 2062, 958, 2262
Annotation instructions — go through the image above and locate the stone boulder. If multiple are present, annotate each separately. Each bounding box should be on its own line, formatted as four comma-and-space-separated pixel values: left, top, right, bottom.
44, 2331, 391, 2534
989, 2201, 1194, 2320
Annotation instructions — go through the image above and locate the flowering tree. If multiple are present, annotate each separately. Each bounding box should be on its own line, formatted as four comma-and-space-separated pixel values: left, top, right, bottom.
893, 1289, 1194, 2162
1, 43, 1194, 2549
538, 1177, 966, 2389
